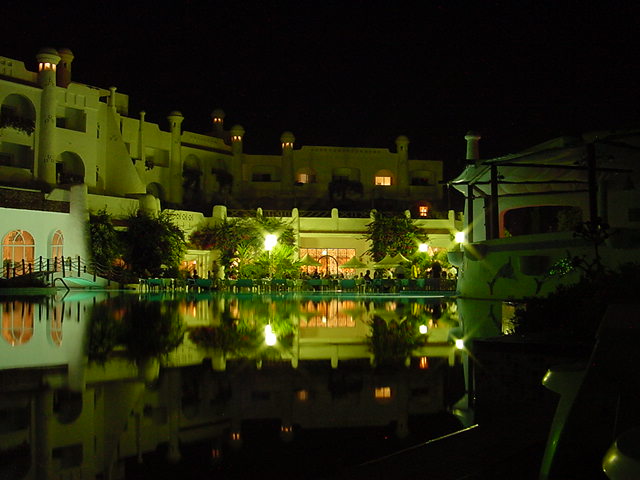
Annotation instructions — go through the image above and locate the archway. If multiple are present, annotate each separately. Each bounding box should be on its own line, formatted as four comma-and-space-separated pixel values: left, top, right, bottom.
50, 230, 64, 260
57, 151, 85, 184
2, 230, 35, 272
0, 94, 36, 134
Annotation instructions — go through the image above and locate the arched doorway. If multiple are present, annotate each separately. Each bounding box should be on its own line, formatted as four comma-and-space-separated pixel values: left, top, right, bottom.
57, 151, 85, 184
319, 255, 339, 276
2, 230, 35, 273
50, 230, 64, 260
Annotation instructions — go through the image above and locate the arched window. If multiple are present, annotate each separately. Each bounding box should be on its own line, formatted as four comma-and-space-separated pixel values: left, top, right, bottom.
2, 230, 35, 270
51, 230, 64, 260
2, 300, 34, 346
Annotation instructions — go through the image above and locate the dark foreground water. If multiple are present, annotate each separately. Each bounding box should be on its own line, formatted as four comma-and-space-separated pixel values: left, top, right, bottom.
1, 290, 493, 479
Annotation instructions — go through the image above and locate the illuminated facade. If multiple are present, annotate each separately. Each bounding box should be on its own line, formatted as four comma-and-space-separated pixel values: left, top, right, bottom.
1, 48, 444, 213
0, 48, 460, 272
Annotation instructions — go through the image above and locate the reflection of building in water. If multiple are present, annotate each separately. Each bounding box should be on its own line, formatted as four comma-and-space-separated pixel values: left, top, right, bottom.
0, 293, 462, 479
299, 299, 357, 327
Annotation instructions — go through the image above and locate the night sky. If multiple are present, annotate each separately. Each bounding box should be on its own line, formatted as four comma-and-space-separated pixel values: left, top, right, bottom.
3, 1, 639, 179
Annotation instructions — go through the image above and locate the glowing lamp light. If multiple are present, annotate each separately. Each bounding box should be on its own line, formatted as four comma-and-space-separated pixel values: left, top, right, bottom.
419, 324, 428, 334
264, 234, 277, 251
265, 324, 277, 346
418, 243, 429, 253
455, 338, 465, 350
454, 231, 466, 244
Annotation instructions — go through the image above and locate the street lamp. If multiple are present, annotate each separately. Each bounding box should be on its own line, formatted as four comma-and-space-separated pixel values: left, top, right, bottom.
264, 234, 277, 278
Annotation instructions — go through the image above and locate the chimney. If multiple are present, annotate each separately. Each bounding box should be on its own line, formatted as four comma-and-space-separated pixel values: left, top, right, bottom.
57, 48, 74, 88
464, 131, 481, 166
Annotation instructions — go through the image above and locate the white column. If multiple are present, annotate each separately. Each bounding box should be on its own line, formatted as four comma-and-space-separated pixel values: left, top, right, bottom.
36, 48, 61, 185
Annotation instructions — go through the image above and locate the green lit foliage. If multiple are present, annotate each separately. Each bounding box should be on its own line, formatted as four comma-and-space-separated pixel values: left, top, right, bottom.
120, 302, 185, 359
368, 315, 425, 367
189, 296, 297, 357
87, 300, 185, 363
364, 210, 428, 262
0, 111, 35, 134
189, 322, 261, 355
86, 302, 120, 364
121, 211, 186, 277
88, 209, 121, 269
188, 213, 297, 277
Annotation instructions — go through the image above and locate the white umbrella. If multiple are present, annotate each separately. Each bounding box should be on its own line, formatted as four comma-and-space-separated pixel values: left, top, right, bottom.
372, 254, 399, 269
295, 254, 321, 267
391, 253, 411, 264
339, 256, 368, 269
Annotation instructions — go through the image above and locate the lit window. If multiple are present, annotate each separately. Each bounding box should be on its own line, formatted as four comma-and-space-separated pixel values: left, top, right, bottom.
375, 176, 392, 186
296, 389, 309, 401
297, 173, 316, 184
419, 206, 429, 217
231, 135, 242, 142
2, 230, 35, 270
419, 357, 429, 369
374, 386, 392, 399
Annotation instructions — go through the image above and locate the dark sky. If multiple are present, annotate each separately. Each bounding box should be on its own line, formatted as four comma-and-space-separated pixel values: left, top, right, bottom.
3, 1, 640, 178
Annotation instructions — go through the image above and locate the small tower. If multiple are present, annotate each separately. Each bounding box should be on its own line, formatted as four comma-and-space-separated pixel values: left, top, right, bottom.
230, 124, 245, 155
167, 111, 184, 204
36, 47, 61, 185
211, 109, 225, 138
229, 125, 245, 194
280, 131, 295, 194
56, 48, 74, 88
464, 131, 482, 166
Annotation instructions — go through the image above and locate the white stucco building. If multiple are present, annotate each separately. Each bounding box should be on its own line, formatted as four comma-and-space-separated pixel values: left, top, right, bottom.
1, 47, 462, 274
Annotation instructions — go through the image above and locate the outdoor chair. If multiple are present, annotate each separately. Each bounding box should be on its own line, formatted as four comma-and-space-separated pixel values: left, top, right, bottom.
339, 279, 357, 292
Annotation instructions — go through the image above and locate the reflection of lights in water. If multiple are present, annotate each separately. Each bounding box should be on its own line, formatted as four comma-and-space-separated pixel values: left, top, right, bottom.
300, 300, 356, 327
264, 324, 277, 346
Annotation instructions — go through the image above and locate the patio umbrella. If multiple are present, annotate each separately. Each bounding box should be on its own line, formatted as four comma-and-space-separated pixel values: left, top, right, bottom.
295, 254, 321, 267
339, 256, 368, 269
372, 254, 399, 269
391, 253, 411, 264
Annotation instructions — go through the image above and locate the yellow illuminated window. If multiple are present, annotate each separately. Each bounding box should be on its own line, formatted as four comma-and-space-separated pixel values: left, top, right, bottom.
419, 357, 429, 369
374, 386, 392, 399
375, 176, 392, 186
419, 206, 429, 217
297, 173, 316, 184
296, 389, 309, 401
